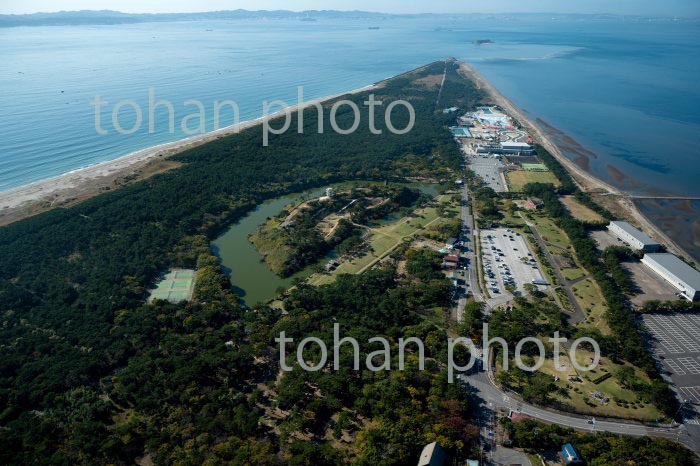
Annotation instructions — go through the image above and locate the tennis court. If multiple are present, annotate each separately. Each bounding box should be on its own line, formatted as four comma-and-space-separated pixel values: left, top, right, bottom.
148, 269, 196, 303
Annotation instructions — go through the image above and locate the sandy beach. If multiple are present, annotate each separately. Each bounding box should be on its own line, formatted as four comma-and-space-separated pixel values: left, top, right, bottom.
457, 62, 695, 264
0, 60, 694, 265
0, 82, 378, 225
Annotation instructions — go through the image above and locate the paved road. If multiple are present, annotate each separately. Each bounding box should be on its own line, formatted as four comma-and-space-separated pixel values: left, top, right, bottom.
526, 221, 586, 324
458, 368, 700, 452
457, 115, 700, 458
456, 183, 484, 321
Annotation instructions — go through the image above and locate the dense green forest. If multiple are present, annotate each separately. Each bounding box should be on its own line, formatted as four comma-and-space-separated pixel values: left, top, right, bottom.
501, 418, 694, 466
0, 60, 492, 464
251, 185, 423, 277
0, 58, 692, 465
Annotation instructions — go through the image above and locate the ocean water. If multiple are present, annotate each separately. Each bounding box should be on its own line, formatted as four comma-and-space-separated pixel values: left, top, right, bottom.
1, 16, 698, 198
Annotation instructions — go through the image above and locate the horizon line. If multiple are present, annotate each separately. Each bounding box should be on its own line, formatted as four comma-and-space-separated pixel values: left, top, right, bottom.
1, 8, 697, 19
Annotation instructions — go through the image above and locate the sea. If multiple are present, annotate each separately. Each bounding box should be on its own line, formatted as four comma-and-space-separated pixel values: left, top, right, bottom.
1, 15, 699, 254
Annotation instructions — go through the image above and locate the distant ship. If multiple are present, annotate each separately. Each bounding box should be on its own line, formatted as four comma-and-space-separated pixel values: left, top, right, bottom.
473, 39, 494, 45
368, 26, 380, 30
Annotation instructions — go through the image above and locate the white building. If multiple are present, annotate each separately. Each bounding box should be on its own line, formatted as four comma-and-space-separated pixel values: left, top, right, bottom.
607, 221, 660, 252
641, 253, 700, 301
418, 442, 448, 466
500, 141, 534, 155
475, 142, 534, 155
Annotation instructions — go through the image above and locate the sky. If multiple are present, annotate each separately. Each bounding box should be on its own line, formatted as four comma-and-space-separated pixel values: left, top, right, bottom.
1, 0, 698, 16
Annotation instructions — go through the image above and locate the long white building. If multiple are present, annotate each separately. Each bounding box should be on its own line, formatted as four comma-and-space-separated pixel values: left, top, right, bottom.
501, 141, 534, 155
641, 253, 700, 301
607, 221, 660, 252
475, 141, 534, 155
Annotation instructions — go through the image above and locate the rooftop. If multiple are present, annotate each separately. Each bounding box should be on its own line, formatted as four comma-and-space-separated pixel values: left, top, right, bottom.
609, 221, 659, 247
562, 443, 582, 461
418, 442, 448, 466
643, 253, 700, 290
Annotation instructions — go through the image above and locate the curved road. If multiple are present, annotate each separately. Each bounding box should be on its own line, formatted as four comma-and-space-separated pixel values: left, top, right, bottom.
457, 182, 700, 453
458, 368, 699, 451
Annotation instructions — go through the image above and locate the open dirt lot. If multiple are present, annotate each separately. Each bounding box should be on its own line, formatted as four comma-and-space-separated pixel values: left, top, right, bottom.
590, 229, 623, 251
624, 261, 680, 306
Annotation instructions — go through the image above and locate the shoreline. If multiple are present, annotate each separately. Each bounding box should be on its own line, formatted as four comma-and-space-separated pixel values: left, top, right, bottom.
0, 82, 378, 225
0, 59, 694, 265
456, 62, 696, 265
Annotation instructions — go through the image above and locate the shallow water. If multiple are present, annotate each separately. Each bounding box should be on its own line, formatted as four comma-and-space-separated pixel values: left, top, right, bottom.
212, 182, 439, 304
2, 16, 698, 196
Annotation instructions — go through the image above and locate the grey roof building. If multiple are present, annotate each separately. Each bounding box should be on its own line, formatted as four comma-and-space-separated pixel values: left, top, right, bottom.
417, 442, 448, 466
641, 253, 700, 301
607, 221, 660, 252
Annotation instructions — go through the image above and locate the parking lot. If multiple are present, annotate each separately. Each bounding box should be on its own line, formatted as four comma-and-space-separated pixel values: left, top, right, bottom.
480, 227, 545, 296
641, 313, 700, 407
465, 151, 507, 193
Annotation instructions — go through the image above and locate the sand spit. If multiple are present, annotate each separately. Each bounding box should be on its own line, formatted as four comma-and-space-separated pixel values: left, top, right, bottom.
0, 83, 377, 225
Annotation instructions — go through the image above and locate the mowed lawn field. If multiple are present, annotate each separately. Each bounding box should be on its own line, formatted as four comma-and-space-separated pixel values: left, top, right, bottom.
529, 214, 570, 250
506, 169, 561, 192
572, 277, 610, 333
308, 195, 458, 285
561, 195, 605, 222
536, 351, 665, 422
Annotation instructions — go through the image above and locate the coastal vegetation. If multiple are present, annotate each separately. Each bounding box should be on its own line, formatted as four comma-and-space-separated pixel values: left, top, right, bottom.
462, 133, 678, 420
480, 145, 679, 417
250, 185, 423, 277
501, 418, 694, 466
0, 60, 494, 465
0, 56, 692, 465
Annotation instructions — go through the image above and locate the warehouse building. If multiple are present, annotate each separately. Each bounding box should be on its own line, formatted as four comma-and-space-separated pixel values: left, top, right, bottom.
607, 221, 660, 252
475, 142, 534, 155
641, 253, 700, 301
501, 141, 534, 155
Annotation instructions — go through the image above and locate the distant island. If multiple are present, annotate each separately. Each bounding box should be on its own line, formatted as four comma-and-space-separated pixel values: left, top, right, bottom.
0, 9, 391, 27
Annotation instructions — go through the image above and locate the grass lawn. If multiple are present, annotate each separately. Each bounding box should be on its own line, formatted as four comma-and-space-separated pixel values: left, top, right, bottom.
561, 196, 605, 223
528, 214, 571, 250
561, 267, 587, 281
307, 195, 452, 285
499, 200, 527, 228
506, 169, 561, 192
571, 278, 610, 334
535, 350, 665, 422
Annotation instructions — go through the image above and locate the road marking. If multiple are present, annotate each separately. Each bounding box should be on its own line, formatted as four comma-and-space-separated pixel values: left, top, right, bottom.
678, 357, 700, 375
666, 359, 687, 375
679, 386, 700, 403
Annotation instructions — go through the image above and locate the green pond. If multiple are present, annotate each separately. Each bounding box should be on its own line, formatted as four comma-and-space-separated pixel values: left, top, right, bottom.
212, 182, 440, 306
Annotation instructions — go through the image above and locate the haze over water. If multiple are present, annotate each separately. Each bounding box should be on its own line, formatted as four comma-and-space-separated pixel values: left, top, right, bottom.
1, 15, 698, 197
